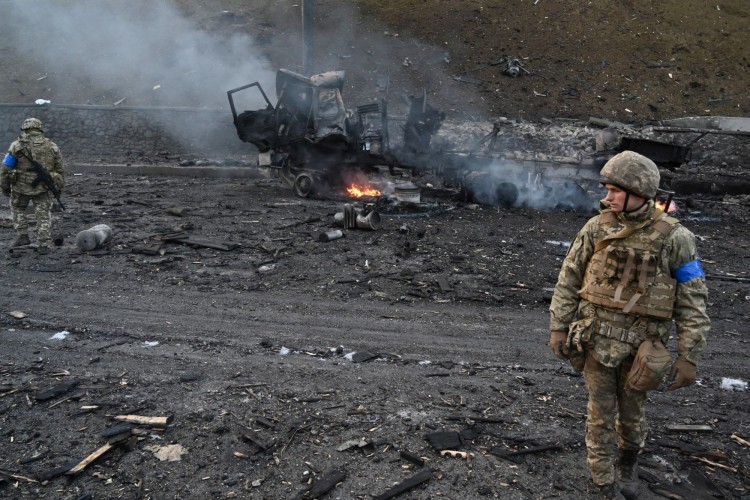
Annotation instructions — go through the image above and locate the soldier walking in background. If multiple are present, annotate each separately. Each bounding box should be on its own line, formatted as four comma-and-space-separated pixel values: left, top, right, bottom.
548, 151, 710, 499
1, 117, 65, 254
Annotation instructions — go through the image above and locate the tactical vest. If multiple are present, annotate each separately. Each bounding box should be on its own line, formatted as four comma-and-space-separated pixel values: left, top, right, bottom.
578, 209, 679, 320
10, 134, 58, 196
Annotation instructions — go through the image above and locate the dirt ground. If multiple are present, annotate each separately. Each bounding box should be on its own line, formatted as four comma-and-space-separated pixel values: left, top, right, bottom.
1, 1, 750, 499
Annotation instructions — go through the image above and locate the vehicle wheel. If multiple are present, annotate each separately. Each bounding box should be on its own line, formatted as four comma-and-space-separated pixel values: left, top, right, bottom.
294, 173, 315, 198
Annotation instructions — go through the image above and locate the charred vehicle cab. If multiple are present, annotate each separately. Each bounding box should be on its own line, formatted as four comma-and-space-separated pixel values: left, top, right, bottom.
230, 70, 389, 197
228, 68, 443, 198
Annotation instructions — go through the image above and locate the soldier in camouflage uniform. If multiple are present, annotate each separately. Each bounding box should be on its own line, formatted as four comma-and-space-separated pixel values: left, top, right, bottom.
548, 151, 709, 499
1, 118, 64, 254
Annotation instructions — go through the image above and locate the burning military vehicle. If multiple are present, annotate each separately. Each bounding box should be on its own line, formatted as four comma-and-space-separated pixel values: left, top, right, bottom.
228, 68, 691, 211
228, 68, 444, 199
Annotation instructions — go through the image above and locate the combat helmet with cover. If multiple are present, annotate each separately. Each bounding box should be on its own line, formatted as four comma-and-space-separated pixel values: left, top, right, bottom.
20, 117, 44, 132
600, 150, 659, 199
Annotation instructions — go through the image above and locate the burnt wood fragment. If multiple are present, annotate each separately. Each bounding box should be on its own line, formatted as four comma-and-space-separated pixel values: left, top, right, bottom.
437, 276, 453, 292
372, 468, 433, 500
303, 469, 347, 499
166, 236, 240, 251
351, 351, 378, 363
241, 429, 274, 451
19, 451, 48, 465
38, 460, 80, 481
101, 423, 133, 439
399, 450, 425, 467
255, 416, 277, 429
445, 415, 511, 424
489, 443, 562, 460
424, 430, 462, 451
35, 379, 80, 402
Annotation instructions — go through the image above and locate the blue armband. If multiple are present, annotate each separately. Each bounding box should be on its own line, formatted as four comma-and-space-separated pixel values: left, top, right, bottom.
672, 259, 705, 283
2, 153, 17, 168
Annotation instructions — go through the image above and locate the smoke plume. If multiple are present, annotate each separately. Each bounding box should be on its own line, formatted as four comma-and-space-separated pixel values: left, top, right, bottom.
4, 0, 275, 109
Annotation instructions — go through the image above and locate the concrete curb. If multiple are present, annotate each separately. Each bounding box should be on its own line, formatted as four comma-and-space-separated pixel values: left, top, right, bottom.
69, 163, 270, 179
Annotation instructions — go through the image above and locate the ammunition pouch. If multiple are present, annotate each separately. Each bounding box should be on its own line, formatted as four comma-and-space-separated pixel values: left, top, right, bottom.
626, 339, 672, 392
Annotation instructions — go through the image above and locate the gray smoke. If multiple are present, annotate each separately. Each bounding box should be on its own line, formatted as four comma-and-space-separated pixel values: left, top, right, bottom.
466, 159, 598, 212
4, 0, 275, 109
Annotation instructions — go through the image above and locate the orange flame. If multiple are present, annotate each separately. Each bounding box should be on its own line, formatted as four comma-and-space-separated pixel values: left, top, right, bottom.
346, 183, 381, 198
656, 200, 678, 213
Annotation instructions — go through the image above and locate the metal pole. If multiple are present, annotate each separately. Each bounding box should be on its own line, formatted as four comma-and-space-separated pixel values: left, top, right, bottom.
302, 0, 313, 75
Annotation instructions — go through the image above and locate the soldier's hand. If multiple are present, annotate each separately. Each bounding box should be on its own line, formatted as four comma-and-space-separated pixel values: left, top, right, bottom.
668, 357, 697, 390
549, 330, 569, 360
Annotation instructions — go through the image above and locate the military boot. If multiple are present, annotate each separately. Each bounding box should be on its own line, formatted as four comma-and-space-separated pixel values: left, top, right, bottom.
11, 234, 30, 247
618, 449, 641, 500
598, 482, 626, 500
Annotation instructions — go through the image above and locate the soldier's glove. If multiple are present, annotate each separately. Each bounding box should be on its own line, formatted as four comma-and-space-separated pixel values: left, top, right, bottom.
668, 357, 696, 390
549, 330, 569, 360
1, 188, 9, 197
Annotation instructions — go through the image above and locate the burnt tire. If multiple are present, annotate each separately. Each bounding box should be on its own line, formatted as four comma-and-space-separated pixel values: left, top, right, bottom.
294, 173, 315, 198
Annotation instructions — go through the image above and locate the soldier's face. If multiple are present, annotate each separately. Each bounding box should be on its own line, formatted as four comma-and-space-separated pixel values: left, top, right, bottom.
603, 184, 645, 213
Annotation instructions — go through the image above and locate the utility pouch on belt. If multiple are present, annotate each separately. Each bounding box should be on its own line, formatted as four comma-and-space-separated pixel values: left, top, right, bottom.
626, 339, 672, 392
566, 318, 594, 373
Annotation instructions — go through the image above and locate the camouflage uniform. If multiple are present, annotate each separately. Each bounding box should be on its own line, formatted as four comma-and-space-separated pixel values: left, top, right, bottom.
1, 118, 64, 249
550, 198, 710, 486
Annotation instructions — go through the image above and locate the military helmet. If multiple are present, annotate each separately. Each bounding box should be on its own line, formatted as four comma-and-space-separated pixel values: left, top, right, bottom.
21, 117, 44, 132
600, 150, 660, 199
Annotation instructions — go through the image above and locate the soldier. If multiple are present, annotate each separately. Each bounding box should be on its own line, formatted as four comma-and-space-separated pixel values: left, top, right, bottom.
548, 151, 709, 499
1, 117, 64, 254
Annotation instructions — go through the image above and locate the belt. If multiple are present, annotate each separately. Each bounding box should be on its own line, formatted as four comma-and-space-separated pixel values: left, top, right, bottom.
594, 319, 658, 345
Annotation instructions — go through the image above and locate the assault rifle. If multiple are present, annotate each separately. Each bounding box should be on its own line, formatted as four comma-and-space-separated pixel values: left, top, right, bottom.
17, 147, 65, 211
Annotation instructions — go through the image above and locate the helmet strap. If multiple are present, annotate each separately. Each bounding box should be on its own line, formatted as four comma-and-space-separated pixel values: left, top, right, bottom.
623, 192, 648, 213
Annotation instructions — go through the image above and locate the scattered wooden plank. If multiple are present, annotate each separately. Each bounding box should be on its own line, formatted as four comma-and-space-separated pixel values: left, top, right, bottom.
665, 424, 713, 433
372, 468, 433, 500
0, 468, 38, 483
694, 456, 737, 472
731, 434, 750, 447
304, 469, 347, 499
65, 443, 116, 476
113, 414, 173, 427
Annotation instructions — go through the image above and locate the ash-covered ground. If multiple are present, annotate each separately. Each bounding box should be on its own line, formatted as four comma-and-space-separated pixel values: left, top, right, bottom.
1, 1, 750, 499
1, 160, 749, 499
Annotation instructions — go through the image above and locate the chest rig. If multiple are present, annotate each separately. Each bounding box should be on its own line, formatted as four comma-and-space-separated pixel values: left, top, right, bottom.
579, 208, 679, 320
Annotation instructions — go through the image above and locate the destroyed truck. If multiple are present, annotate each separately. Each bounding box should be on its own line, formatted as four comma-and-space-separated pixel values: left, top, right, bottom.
228, 68, 443, 198
228, 68, 691, 211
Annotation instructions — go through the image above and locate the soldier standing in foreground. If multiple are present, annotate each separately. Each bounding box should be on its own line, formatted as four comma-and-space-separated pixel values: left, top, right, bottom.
1, 117, 65, 254
548, 151, 710, 499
